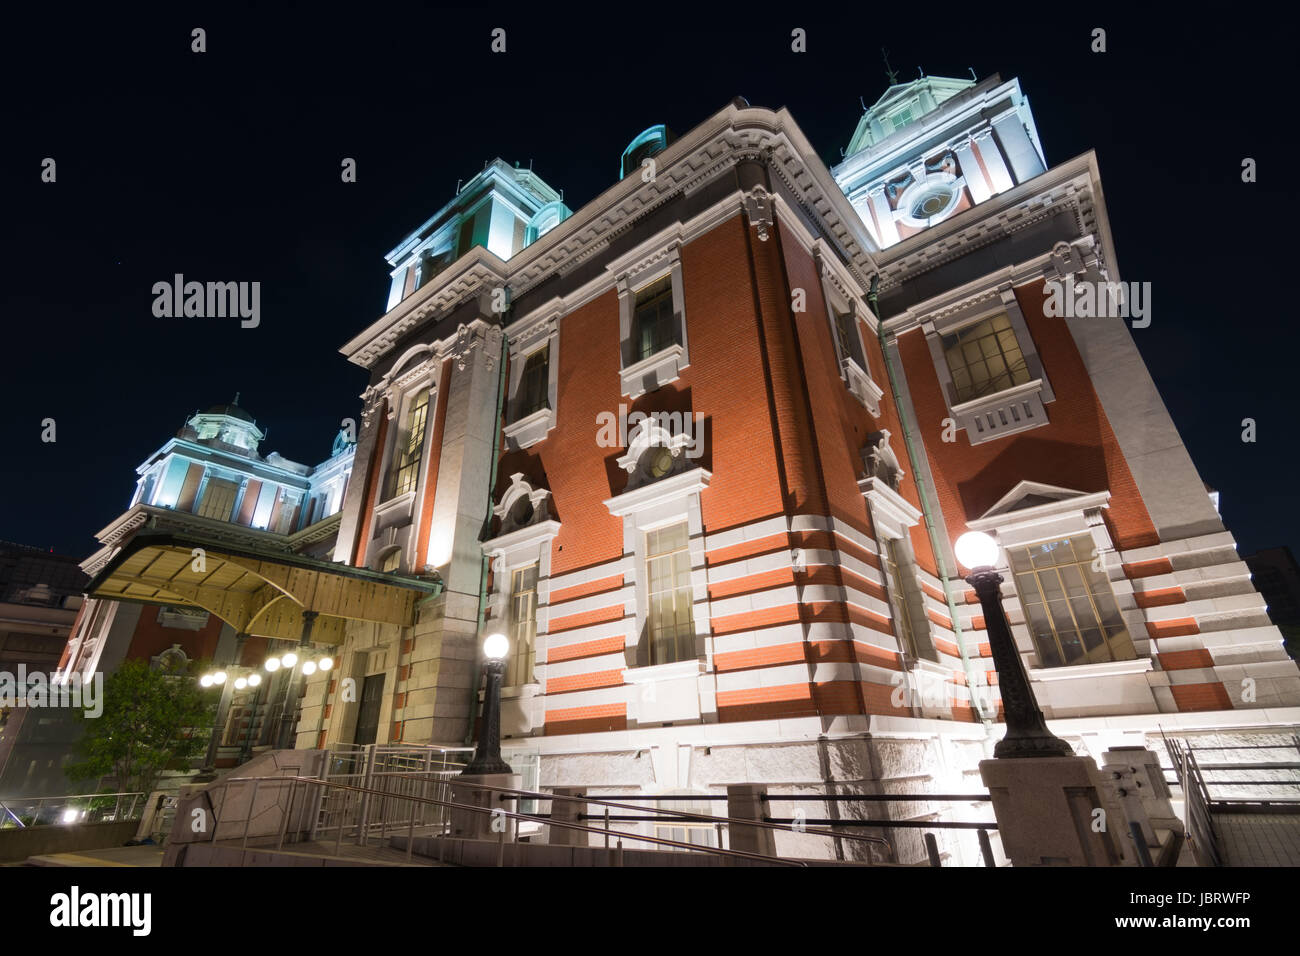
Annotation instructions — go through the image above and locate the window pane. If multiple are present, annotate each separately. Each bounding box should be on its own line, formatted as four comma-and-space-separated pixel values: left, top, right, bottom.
941, 313, 1029, 403
634, 276, 677, 361
519, 346, 549, 417
1010, 535, 1134, 668
645, 522, 694, 665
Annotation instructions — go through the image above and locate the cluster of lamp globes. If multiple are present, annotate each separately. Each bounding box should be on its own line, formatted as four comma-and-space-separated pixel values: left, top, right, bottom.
199, 652, 334, 690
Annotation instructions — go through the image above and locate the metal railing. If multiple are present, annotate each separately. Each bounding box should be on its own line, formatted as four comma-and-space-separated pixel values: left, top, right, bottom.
0, 791, 146, 829
468, 781, 896, 864
212, 774, 823, 867
310, 744, 473, 844
1163, 734, 1221, 867
535, 789, 997, 866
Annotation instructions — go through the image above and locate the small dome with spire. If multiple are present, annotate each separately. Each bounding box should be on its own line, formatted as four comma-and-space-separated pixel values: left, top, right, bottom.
183, 393, 265, 457
203, 392, 254, 423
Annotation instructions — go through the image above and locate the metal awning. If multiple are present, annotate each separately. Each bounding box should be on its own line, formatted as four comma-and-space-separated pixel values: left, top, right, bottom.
85, 532, 440, 645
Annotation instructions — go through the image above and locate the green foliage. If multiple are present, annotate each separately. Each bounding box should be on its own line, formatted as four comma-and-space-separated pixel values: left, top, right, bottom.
65, 658, 215, 795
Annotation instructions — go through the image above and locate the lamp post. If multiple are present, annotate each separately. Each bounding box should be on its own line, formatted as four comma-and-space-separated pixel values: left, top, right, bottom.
954, 531, 1073, 759
461, 633, 512, 775
198, 663, 264, 775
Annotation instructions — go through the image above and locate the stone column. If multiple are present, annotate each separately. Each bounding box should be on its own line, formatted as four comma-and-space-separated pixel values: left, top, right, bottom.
726, 784, 776, 857
547, 787, 589, 846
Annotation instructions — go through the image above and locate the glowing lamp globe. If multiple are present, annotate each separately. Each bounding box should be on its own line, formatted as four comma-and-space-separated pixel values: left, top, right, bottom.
234, 677, 248, 690
281, 652, 298, 668
247, 673, 262, 687
213, 671, 227, 685
483, 633, 509, 661
955, 531, 1000, 572
200, 674, 214, 688
318, 657, 333, 671
265, 657, 281, 672
301, 660, 317, 676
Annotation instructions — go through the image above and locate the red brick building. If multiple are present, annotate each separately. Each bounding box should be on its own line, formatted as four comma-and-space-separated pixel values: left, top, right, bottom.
71, 76, 1300, 861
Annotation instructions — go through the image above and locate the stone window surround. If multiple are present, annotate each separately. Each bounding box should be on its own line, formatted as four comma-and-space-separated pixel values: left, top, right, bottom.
921, 282, 1055, 444
614, 242, 689, 400
502, 310, 560, 451
966, 487, 1146, 671
816, 247, 885, 415
604, 467, 712, 679
482, 514, 560, 698
858, 476, 938, 662
370, 359, 440, 568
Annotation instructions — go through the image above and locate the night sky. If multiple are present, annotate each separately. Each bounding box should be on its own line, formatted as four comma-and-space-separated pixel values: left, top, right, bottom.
2, 7, 1293, 560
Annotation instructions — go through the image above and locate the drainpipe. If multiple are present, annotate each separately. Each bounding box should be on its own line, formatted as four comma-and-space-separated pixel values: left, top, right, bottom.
464, 327, 509, 745
866, 275, 991, 727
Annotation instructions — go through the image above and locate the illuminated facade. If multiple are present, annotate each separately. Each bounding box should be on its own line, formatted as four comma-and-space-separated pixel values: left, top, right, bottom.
64, 76, 1300, 860
313, 76, 1300, 862
58, 403, 358, 768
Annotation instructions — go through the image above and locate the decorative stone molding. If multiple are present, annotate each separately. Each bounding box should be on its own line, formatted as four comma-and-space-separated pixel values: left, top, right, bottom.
492, 473, 554, 536
344, 104, 888, 371
503, 312, 559, 451
615, 244, 689, 399
921, 283, 1054, 445
861, 430, 905, 492
604, 466, 712, 520
615, 417, 699, 493
815, 247, 884, 414
741, 185, 774, 241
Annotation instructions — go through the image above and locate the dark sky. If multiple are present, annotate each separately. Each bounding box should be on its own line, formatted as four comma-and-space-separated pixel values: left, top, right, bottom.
2, 7, 1294, 559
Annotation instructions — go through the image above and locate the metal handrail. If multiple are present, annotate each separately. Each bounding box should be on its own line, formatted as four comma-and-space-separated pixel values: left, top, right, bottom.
0, 791, 146, 828
219, 774, 812, 867
461, 781, 896, 860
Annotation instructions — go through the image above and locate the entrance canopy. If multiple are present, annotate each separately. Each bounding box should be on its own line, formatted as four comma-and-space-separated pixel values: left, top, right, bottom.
85, 532, 439, 645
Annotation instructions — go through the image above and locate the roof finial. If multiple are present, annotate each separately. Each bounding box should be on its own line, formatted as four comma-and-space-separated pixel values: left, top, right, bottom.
233, 391, 241, 406
881, 48, 899, 86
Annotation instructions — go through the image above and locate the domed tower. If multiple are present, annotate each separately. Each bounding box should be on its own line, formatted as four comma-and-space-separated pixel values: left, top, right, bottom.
181, 393, 265, 457
833, 72, 1046, 249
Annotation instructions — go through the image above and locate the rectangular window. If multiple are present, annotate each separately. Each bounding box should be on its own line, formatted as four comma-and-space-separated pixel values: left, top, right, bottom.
390, 389, 431, 498
941, 313, 1031, 404
834, 309, 867, 370
644, 523, 695, 666
882, 538, 921, 658
633, 275, 677, 361
518, 345, 550, 419
507, 565, 538, 686
1008, 535, 1136, 668
197, 477, 239, 522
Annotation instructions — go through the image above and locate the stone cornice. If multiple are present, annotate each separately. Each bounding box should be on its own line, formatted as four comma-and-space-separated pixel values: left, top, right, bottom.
341, 102, 886, 371
875, 152, 1100, 300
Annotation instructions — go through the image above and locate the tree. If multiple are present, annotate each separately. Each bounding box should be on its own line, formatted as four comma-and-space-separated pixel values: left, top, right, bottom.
66, 658, 215, 795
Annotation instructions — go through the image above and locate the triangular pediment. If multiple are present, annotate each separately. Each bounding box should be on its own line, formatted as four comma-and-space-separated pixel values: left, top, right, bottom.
978, 481, 1100, 521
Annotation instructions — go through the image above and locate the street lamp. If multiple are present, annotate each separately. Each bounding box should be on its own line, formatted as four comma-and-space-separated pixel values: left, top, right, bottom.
461, 633, 512, 775
954, 530, 1073, 759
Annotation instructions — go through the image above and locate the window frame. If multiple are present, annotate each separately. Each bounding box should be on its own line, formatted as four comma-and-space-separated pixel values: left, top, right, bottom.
642, 521, 696, 667
506, 564, 539, 686
387, 386, 432, 500
816, 247, 885, 415
1006, 534, 1136, 670
922, 284, 1054, 445
615, 244, 689, 400
503, 313, 560, 450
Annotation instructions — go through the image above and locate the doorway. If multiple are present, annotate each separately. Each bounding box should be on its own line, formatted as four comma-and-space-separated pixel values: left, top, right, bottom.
353, 673, 386, 746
